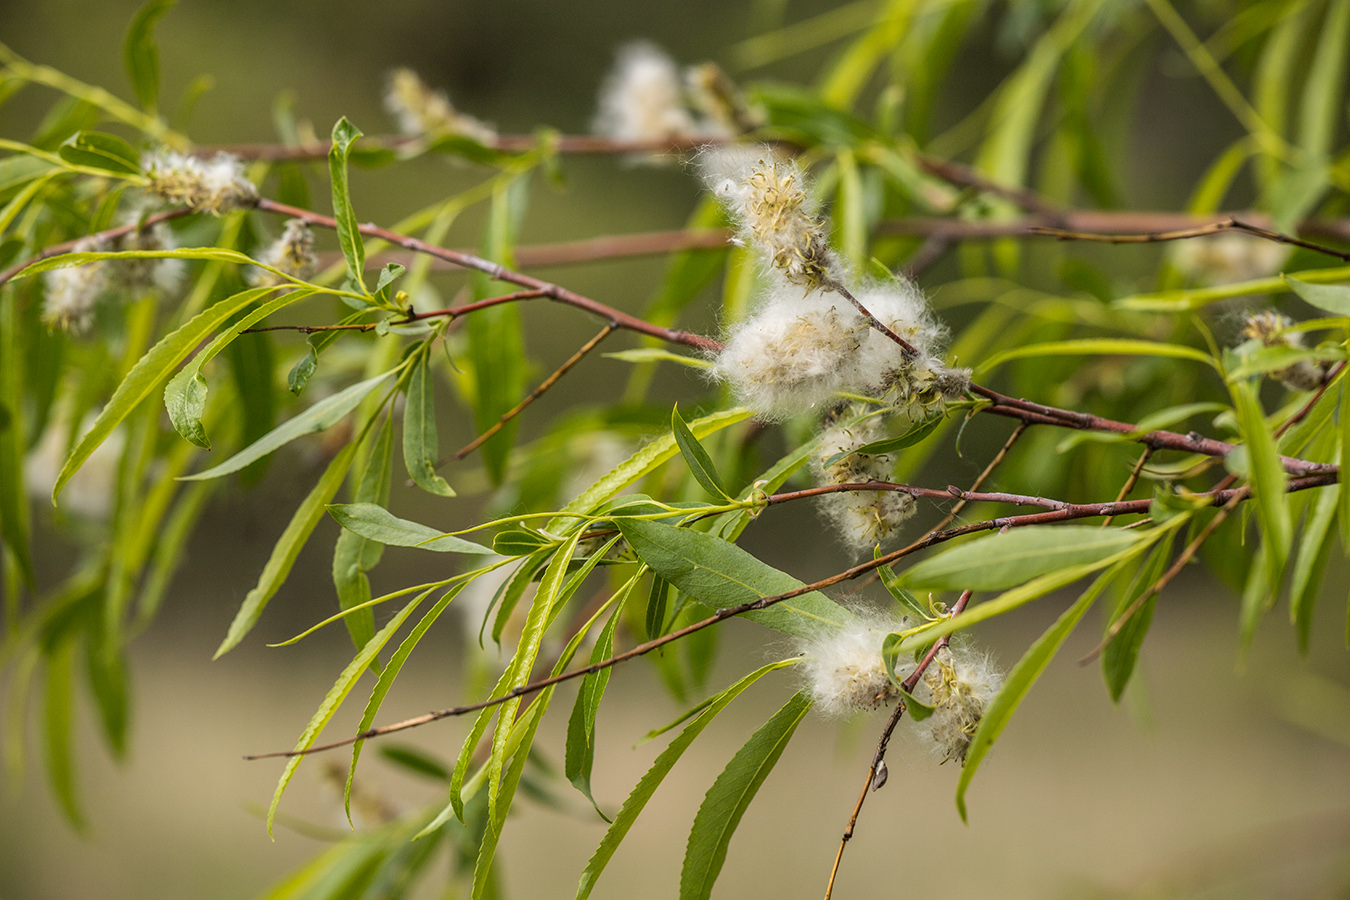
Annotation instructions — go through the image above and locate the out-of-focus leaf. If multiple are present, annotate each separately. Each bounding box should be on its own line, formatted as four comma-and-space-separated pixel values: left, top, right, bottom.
1232, 379, 1291, 592
1102, 535, 1173, 701
332, 417, 393, 651
56, 131, 141, 175
1286, 276, 1350, 317
43, 637, 84, 831
978, 338, 1217, 374
566, 601, 623, 818
606, 348, 712, 369
618, 518, 852, 638
1290, 479, 1338, 653
0, 293, 32, 585
680, 691, 811, 900
1297, 0, 1350, 161
122, 0, 175, 111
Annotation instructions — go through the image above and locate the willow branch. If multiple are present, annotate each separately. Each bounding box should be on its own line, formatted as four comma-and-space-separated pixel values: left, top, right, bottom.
1029, 216, 1350, 262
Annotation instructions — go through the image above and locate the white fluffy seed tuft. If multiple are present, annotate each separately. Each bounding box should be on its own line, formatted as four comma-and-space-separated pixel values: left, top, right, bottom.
594, 42, 699, 142
42, 238, 108, 334
800, 616, 912, 716
921, 645, 1003, 765
143, 150, 259, 215
383, 68, 495, 144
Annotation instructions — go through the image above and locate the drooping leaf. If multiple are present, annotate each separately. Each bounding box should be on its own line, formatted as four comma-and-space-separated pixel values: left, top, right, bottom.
180, 369, 395, 482
1232, 379, 1291, 592
821, 414, 942, 467
402, 353, 454, 496
1296, 0, 1350, 161
332, 417, 394, 652
1101, 533, 1173, 701
214, 444, 357, 658
617, 518, 853, 638
978, 338, 1218, 374
122, 0, 176, 111
575, 659, 798, 900
1286, 276, 1350, 317
898, 525, 1145, 592
1290, 480, 1338, 653
566, 599, 624, 817
0, 293, 33, 585
679, 691, 812, 900
672, 404, 730, 501
42, 637, 84, 832
955, 566, 1116, 821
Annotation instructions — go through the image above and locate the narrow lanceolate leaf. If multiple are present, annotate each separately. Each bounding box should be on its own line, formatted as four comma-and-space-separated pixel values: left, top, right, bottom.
1286, 276, 1350, 317
181, 369, 395, 481
617, 518, 852, 638
1232, 380, 1291, 591
266, 587, 431, 837
1102, 535, 1173, 701
43, 638, 84, 832
672, 405, 729, 500
822, 415, 942, 468
679, 691, 812, 900
0, 293, 33, 585
955, 568, 1115, 822
977, 338, 1218, 374
164, 289, 312, 449
898, 525, 1145, 592
1341, 383, 1350, 549
1290, 480, 1338, 654
566, 601, 624, 817
214, 443, 356, 658
123, 0, 176, 111
575, 659, 798, 900
329, 117, 367, 293
53, 285, 273, 503
328, 502, 490, 554
1297, 0, 1350, 161
345, 585, 463, 821
333, 416, 394, 652
402, 354, 454, 496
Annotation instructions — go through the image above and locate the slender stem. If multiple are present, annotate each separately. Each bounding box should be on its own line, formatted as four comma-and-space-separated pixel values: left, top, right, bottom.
1102, 447, 1154, 529
1029, 217, 1350, 263
243, 473, 1337, 762
822, 590, 974, 900
454, 324, 616, 459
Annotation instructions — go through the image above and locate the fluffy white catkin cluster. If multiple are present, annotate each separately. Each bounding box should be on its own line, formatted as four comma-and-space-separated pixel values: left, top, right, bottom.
384, 68, 496, 144
251, 218, 318, 288
593, 42, 744, 144
42, 220, 183, 334
704, 149, 969, 550
800, 616, 912, 716
143, 150, 258, 215
920, 646, 1002, 765
1239, 310, 1330, 392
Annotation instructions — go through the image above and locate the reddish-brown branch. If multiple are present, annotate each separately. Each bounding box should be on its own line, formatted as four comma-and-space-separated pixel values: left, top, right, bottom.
254, 198, 720, 353
1029, 216, 1350, 263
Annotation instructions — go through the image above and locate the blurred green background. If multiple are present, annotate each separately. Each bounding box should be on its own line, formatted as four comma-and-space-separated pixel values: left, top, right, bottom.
2, 1, 1349, 898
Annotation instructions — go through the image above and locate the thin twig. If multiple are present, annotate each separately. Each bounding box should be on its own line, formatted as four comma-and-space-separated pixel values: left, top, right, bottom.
241, 289, 550, 334
822, 589, 973, 900
1102, 447, 1154, 529
243, 472, 1337, 761
454, 323, 616, 459
1029, 216, 1350, 263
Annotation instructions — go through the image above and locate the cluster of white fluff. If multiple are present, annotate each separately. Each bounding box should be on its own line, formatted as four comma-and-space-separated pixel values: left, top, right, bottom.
112, 216, 184, 294
250, 218, 317, 288
1173, 232, 1289, 287
42, 238, 108, 334
799, 615, 912, 716
814, 413, 916, 551
1240, 310, 1329, 392
919, 645, 1002, 765
143, 150, 259, 215
384, 67, 496, 144
704, 149, 970, 549
593, 43, 744, 144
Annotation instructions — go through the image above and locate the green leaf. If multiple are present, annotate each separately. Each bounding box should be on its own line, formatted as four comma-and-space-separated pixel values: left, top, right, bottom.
266, 586, 432, 837
1286, 276, 1350, 317
53, 284, 274, 503
822, 414, 942, 468
328, 117, 367, 294
1290, 480, 1338, 653
43, 637, 84, 832
402, 353, 454, 496
565, 601, 623, 818
0, 293, 33, 586
56, 131, 142, 176
164, 288, 311, 448
876, 561, 931, 621
617, 518, 852, 638
679, 691, 811, 900
1101, 535, 1173, 701
575, 659, 797, 900
898, 526, 1145, 592
1297, 0, 1350, 161
180, 370, 395, 482
893, 684, 935, 722
1341, 383, 1350, 548
379, 745, 449, 782
345, 585, 463, 820
1232, 379, 1291, 591
332, 417, 393, 652
122, 0, 175, 111
977, 338, 1217, 374
491, 528, 556, 557
558, 408, 751, 524
672, 404, 730, 501
955, 566, 1113, 821
468, 175, 530, 484
328, 502, 489, 554
214, 444, 357, 658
